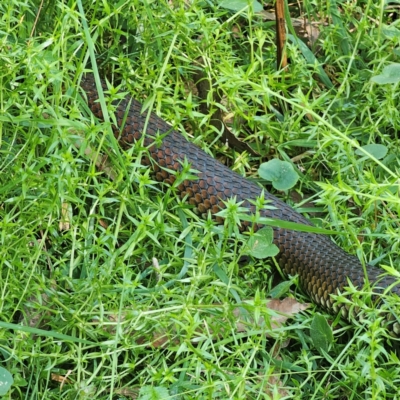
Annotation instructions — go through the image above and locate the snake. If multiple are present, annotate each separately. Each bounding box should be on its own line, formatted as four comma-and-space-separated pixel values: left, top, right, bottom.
80, 74, 400, 331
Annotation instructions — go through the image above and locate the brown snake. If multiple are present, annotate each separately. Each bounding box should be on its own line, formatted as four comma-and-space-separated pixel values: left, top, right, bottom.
80, 74, 400, 329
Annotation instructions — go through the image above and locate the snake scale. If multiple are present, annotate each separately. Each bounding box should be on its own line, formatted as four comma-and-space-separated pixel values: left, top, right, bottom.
80, 74, 400, 329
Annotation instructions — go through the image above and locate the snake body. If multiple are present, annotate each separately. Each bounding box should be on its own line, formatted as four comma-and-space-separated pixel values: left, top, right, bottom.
81, 75, 400, 324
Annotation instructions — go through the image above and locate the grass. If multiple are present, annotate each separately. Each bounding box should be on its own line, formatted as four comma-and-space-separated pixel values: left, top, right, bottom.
1, 0, 400, 398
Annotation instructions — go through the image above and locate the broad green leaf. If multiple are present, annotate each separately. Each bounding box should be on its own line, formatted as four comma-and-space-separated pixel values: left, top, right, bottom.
371, 63, 400, 84
219, 0, 263, 12
310, 314, 333, 354
259, 159, 299, 191
382, 25, 400, 39
247, 227, 279, 259
355, 144, 388, 160
139, 386, 170, 400
0, 367, 13, 395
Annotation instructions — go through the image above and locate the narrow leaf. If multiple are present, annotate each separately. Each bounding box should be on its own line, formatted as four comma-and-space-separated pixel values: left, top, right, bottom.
269, 280, 294, 299
355, 144, 388, 160
0, 321, 94, 345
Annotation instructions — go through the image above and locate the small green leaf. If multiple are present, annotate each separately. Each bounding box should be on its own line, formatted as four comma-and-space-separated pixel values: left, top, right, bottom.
371, 63, 400, 84
259, 159, 299, 191
355, 144, 388, 160
310, 314, 333, 354
219, 0, 263, 12
0, 367, 13, 395
247, 227, 279, 259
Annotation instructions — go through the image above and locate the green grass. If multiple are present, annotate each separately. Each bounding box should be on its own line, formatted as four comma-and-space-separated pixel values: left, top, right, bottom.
1, 0, 400, 398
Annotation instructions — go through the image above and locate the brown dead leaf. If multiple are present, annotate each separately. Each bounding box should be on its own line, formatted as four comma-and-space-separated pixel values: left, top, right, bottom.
51, 370, 72, 389
233, 298, 310, 335
99, 219, 109, 229
115, 387, 139, 399
267, 297, 310, 319
59, 202, 70, 231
